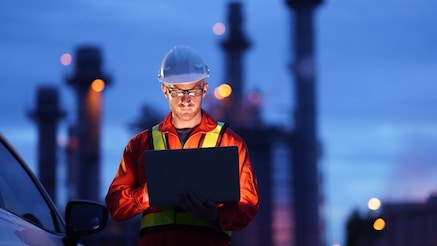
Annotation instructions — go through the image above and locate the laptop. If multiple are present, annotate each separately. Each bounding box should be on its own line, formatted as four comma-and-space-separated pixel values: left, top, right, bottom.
144, 146, 240, 207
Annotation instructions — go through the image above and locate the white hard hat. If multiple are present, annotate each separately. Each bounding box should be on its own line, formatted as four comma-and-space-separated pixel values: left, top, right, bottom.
158, 45, 210, 84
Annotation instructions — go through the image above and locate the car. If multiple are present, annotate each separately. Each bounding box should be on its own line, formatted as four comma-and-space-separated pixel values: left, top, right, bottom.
0, 132, 108, 245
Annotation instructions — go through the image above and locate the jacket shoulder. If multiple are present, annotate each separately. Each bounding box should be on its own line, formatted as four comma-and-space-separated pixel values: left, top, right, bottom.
221, 126, 247, 145
126, 129, 152, 152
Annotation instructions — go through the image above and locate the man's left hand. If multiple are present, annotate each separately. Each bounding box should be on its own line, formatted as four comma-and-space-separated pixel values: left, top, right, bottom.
177, 192, 218, 223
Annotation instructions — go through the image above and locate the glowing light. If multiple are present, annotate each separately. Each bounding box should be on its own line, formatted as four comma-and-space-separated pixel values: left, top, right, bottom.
212, 22, 226, 35
91, 79, 105, 92
368, 197, 381, 210
60, 53, 72, 66
373, 217, 385, 231
214, 83, 232, 100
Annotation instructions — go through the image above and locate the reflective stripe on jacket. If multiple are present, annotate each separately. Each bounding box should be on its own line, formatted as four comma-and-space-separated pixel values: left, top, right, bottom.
141, 121, 232, 238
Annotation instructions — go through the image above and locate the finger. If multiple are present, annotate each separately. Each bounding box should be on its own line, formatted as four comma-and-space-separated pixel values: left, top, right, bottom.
186, 192, 203, 209
177, 192, 190, 210
205, 199, 217, 209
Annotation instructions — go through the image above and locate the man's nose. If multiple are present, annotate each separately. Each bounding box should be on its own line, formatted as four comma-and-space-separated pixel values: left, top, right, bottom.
181, 93, 191, 103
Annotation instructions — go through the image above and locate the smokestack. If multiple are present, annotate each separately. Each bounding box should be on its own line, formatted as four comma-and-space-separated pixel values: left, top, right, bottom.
220, 2, 251, 125
28, 86, 66, 203
66, 45, 111, 201
285, 0, 324, 245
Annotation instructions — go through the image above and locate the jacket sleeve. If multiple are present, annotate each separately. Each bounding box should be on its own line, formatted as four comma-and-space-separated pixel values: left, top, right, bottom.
217, 133, 260, 231
105, 132, 151, 221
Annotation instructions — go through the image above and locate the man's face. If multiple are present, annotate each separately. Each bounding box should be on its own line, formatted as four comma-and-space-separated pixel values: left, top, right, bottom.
161, 80, 208, 123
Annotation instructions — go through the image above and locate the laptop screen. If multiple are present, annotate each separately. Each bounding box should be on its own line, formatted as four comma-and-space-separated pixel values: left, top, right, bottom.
144, 146, 240, 207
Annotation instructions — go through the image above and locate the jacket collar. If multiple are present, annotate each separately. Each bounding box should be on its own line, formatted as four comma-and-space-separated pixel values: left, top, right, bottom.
160, 109, 218, 134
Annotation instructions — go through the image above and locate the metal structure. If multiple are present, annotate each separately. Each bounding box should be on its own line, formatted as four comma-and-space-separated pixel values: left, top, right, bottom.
285, 0, 324, 245
66, 46, 111, 201
220, 3, 275, 245
28, 86, 65, 202
220, 2, 251, 125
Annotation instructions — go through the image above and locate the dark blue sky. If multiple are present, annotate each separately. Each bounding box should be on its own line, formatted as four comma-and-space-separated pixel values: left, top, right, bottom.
1, 0, 437, 245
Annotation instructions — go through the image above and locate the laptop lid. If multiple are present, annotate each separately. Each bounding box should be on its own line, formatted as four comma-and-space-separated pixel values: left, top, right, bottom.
144, 146, 240, 207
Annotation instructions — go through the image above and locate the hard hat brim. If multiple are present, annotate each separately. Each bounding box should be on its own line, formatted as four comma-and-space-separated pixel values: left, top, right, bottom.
159, 73, 208, 84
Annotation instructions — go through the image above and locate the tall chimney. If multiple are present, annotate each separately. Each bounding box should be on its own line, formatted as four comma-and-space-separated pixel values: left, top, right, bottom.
28, 86, 65, 203
66, 46, 111, 201
285, 0, 324, 245
220, 2, 251, 125
220, 3, 274, 246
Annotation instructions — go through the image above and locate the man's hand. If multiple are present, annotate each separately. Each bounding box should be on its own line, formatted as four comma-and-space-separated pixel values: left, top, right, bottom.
177, 192, 218, 223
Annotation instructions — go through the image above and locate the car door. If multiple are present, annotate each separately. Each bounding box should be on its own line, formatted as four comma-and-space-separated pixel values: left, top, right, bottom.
0, 208, 24, 245
0, 134, 66, 245
0, 208, 64, 245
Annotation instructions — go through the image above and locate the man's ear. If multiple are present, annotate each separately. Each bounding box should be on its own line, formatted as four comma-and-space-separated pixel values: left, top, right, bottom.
161, 84, 169, 99
202, 83, 209, 98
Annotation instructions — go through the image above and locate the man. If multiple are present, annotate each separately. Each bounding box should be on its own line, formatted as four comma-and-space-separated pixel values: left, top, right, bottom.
105, 45, 259, 246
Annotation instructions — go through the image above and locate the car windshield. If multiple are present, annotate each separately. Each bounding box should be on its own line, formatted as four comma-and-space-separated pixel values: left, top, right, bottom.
0, 137, 64, 233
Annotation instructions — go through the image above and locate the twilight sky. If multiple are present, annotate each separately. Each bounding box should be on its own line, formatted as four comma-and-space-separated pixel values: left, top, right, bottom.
1, 0, 437, 245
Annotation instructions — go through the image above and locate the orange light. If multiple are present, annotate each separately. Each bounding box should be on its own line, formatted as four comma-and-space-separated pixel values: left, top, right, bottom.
91, 79, 105, 92
60, 53, 72, 66
373, 217, 385, 231
215, 83, 232, 100
212, 22, 226, 35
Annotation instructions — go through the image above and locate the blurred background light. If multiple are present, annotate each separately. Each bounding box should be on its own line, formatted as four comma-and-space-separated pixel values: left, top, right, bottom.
91, 79, 105, 93
212, 22, 226, 35
368, 197, 381, 211
60, 53, 72, 66
214, 83, 232, 100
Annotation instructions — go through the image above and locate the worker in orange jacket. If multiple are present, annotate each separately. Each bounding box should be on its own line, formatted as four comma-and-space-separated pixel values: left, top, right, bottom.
105, 45, 260, 246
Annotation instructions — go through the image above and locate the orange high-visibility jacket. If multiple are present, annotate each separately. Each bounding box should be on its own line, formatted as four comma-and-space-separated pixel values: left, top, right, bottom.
105, 110, 260, 244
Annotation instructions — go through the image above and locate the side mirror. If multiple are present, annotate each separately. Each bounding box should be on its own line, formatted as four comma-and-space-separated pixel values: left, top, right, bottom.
64, 200, 108, 245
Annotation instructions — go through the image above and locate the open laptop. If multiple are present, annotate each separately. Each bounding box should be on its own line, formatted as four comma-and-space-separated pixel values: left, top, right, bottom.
144, 146, 240, 207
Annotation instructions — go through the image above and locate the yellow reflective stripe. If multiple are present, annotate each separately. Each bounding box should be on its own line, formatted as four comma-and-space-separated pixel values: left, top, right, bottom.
141, 208, 232, 237
152, 124, 165, 150
202, 121, 224, 148
141, 207, 175, 227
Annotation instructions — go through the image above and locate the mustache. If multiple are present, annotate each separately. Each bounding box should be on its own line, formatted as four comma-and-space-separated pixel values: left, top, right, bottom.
178, 102, 194, 107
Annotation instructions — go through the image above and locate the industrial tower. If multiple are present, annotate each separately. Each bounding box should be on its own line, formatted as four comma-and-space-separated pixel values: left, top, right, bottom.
220, 2, 251, 125
220, 2, 275, 246
28, 87, 65, 202
66, 46, 111, 201
285, 0, 324, 245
